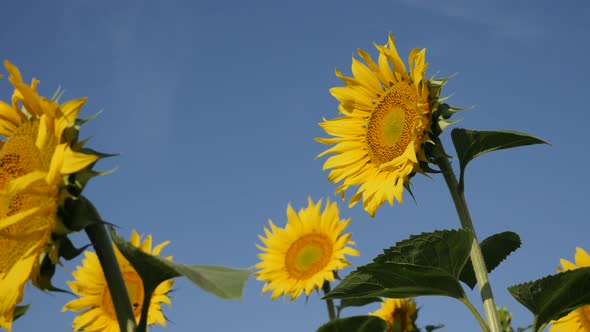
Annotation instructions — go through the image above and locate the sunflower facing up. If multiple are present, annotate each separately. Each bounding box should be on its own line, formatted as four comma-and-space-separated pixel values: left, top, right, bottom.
0, 61, 99, 331
255, 197, 360, 300
317, 34, 449, 217
63, 230, 174, 332
549, 248, 590, 332
370, 298, 418, 332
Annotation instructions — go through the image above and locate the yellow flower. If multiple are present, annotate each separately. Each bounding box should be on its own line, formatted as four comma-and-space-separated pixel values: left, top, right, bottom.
550, 248, 590, 332
0, 61, 98, 331
317, 34, 438, 217
254, 197, 360, 300
63, 230, 174, 332
370, 298, 418, 332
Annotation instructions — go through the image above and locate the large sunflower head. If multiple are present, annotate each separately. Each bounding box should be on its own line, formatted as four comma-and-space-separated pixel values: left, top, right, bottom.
254, 197, 360, 300
63, 230, 174, 331
317, 34, 450, 217
0, 61, 99, 331
370, 298, 418, 332
549, 247, 590, 332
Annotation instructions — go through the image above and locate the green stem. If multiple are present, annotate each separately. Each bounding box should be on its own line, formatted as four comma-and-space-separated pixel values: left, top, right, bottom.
432, 138, 502, 332
85, 222, 137, 332
137, 286, 155, 332
322, 281, 336, 321
460, 297, 491, 332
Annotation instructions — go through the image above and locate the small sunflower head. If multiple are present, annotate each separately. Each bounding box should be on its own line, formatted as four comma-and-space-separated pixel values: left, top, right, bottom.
63, 230, 174, 331
0, 61, 107, 331
550, 248, 590, 332
370, 298, 418, 332
254, 197, 360, 300
317, 34, 458, 217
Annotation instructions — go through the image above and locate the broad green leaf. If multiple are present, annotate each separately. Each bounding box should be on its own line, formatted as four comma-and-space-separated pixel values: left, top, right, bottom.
110, 227, 251, 300
508, 267, 590, 332
376, 229, 473, 278
338, 297, 383, 315
316, 316, 387, 332
325, 230, 473, 301
451, 128, 548, 190
13, 304, 30, 322
460, 231, 521, 289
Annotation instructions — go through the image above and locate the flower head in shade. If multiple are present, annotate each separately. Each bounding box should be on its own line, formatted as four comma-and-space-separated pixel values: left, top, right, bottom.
370, 298, 418, 332
317, 34, 450, 217
0, 61, 99, 331
549, 248, 590, 332
63, 231, 174, 332
255, 197, 359, 300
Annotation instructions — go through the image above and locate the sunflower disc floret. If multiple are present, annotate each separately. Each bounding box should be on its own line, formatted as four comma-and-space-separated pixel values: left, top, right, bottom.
254, 197, 359, 300
0, 61, 99, 331
370, 298, 418, 332
317, 34, 451, 217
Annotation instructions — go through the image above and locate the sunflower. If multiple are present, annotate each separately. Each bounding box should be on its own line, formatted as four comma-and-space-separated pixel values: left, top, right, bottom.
63, 230, 174, 331
549, 248, 590, 331
254, 197, 360, 300
0, 61, 99, 331
370, 298, 418, 332
317, 34, 446, 217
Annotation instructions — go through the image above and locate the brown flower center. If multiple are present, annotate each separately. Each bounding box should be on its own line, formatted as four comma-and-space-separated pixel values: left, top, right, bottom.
285, 233, 333, 280
366, 82, 421, 169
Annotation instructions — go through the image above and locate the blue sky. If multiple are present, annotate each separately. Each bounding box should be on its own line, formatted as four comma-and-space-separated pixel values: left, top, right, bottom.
2, 0, 589, 331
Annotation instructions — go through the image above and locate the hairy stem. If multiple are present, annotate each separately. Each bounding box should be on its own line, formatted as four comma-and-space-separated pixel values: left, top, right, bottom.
432, 138, 502, 332
322, 281, 336, 321
460, 297, 491, 332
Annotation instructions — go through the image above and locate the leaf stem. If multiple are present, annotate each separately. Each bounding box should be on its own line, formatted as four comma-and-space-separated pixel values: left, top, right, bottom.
85, 222, 137, 332
322, 281, 336, 321
432, 138, 502, 332
460, 297, 491, 332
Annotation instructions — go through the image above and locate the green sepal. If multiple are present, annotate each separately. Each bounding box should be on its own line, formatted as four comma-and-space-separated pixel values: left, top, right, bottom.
451, 128, 549, 191
12, 304, 30, 322
59, 196, 105, 233
460, 231, 521, 289
316, 316, 388, 332
57, 235, 91, 261
66, 167, 117, 198
508, 267, 590, 332
32, 253, 72, 294
325, 229, 473, 301
337, 298, 382, 317
497, 306, 514, 332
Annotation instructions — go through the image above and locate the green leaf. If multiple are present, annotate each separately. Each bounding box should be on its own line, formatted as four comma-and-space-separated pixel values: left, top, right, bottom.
338, 297, 383, 314
325, 230, 473, 301
13, 304, 30, 322
316, 316, 388, 332
451, 128, 549, 190
460, 231, 521, 289
425, 324, 445, 332
110, 227, 251, 300
508, 267, 590, 332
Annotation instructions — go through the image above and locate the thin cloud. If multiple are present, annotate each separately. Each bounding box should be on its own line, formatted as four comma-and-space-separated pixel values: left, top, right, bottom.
398, 0, 544, 40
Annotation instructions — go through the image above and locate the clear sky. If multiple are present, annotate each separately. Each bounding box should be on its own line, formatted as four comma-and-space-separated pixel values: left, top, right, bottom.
2, 0, 589, 331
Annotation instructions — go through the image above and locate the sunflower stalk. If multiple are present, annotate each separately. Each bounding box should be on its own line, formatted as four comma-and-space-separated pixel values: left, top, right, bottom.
322, 281, 337, 321
431, 138, 502, 332
85, 222, 137, 332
